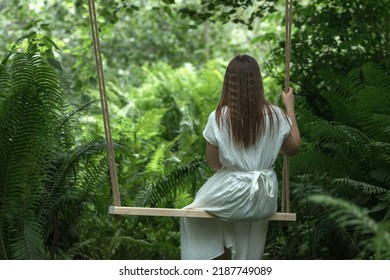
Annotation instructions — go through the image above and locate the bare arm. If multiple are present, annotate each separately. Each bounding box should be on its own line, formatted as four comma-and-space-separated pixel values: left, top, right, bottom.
206, 142, 222, 170
281, 87, 301, 157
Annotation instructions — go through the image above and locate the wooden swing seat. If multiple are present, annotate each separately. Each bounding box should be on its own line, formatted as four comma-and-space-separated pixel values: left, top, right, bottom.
109, 206, 296, 221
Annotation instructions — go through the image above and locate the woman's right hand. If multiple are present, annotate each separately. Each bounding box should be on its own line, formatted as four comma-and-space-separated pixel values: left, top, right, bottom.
282, 87, 294, 110
280, 87, 300, 157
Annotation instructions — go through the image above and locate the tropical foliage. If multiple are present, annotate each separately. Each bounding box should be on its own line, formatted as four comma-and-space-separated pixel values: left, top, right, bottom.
0, 0, 389, 260
265, 63, 390, 259
0, 36, 104, 259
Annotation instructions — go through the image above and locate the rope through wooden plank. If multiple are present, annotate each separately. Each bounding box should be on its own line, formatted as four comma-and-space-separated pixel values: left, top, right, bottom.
87, 0, 121, 206
109, 207, 297, 221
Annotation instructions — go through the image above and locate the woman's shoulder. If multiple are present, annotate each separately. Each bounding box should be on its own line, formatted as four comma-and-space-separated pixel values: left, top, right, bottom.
266, 104, 291, 128
204, 110, 218, 127
266, 104, 286, 116
208, 107, 230, 120
207, 110, 216, 120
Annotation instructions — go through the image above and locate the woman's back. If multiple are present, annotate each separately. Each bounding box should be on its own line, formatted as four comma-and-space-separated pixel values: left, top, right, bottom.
204, 105, 291, 172
181, 54, 300, 260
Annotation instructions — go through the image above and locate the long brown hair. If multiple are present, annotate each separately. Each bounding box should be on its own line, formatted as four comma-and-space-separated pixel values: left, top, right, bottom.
215, 55, 277, 148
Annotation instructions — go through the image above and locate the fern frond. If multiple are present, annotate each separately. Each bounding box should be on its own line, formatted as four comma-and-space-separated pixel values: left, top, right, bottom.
133, 157, 207, 208
369, 169, 390, 188
145, 143, 169, 174
38, 141, 107, 228
0, 45, 87, 259
291, 149, 345, 179
59, 240, 93, 260
301, 112, 369, 145
134, 108, 168, 141
287, 63, 390, 260
311, 195, 375, 229
0, 64, 11, 100
1, 32, 37, 64
332, 178, 389, 195
108, 228, 150, 259
348, 63, 390, 91
173, 192, 194, 209
9, 54, 35, 94
309, 195, 390, 259
9, 220, 46, 260
375, 223, 390, 259
73, 156, 112, 216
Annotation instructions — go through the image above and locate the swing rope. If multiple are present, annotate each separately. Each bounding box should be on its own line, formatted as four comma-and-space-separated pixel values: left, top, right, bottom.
87, 0, 121, 206
282, 0, 293, 213
87, 0, 294, 219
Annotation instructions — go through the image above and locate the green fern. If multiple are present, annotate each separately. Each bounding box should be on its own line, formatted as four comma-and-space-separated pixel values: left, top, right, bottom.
284, 62, 390, 259
58, 240, 93, 260
309, 195, 390, 259
0, 51, 62, 259
173, 192, 194, 209
0, 35, 110, 259
332, 178, 388, 195
9, 220, 45, 260
145, 143, 170, 174
133, 157, 208, 209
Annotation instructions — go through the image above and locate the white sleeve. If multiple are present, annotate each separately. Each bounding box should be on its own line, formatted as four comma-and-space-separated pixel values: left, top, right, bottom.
274, 106, 292, 140
202, 111, 219, 146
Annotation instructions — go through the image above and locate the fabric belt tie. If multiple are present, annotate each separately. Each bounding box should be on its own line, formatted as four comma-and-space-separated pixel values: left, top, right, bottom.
230, 169, 276, 200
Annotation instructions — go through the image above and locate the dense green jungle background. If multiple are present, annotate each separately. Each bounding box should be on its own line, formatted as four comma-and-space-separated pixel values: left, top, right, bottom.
0, 0, 389, 260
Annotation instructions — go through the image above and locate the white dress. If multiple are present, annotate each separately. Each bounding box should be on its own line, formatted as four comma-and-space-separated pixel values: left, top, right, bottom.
180, 106, 291, 260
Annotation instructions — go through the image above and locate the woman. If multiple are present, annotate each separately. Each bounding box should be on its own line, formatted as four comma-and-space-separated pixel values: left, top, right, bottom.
180, 55, 300, 260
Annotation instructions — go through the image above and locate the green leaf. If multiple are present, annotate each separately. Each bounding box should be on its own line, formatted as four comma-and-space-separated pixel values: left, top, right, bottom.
47, 58, 62, 71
